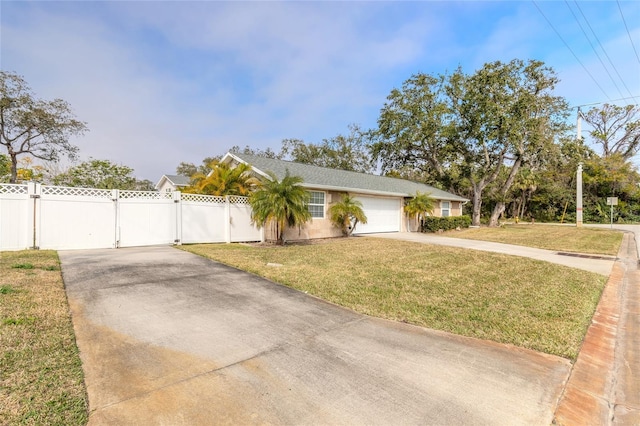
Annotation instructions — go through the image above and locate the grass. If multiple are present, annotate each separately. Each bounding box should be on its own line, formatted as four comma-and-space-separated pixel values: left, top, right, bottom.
444, 224, 623, 256
181, 237, 608, 360
0, 250, 88, 425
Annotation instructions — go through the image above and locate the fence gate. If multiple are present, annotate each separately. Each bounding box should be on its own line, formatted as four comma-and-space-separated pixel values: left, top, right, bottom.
0, 183, 262, 251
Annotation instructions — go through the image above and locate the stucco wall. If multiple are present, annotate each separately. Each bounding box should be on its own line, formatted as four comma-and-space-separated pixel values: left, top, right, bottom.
265, 194, 466, 242
281, 190, 343, 240
432, 200, 464, 217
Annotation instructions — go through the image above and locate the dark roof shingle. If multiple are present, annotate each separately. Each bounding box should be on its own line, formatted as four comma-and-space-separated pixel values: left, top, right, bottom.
229, 153, 468, 201
164, 175, 191, 186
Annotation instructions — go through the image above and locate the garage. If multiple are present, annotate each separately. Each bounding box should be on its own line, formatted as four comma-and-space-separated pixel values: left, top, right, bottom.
353, 196, 401, 234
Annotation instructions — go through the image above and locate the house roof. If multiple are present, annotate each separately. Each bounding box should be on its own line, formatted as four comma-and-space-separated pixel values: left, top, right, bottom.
155, 174, 191, 190
223, 152, 469, 202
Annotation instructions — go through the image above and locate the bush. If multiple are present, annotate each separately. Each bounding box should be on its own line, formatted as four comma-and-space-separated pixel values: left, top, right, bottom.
421, 215, 472, 232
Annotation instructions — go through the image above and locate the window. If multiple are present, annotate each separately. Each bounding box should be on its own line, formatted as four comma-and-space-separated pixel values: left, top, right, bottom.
308, 191, 325, 218
441, 201, 450, 217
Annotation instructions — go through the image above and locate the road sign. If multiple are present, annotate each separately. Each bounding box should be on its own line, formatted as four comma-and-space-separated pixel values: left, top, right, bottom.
606, 197, 618, 206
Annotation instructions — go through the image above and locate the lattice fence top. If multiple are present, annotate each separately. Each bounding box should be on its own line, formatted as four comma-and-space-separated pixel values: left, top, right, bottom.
42, 185, 112, 198
0, 184, 28, 195
0, 183, 255, 204
119, 190, 172, 200
181, 193, 226, 204
228, 196, 250, 204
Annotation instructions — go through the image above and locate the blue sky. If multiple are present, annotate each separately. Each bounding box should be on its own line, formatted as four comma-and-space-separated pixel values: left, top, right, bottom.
2, 1, 639, 182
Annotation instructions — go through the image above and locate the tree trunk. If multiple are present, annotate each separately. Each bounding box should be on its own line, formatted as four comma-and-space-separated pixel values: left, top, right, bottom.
276, 222, 283, 245
471, 189, 483, 226
489, 202, 506, 226
489, 157, 522, 227
346, 218, 358, 237
10, 154, 18, 184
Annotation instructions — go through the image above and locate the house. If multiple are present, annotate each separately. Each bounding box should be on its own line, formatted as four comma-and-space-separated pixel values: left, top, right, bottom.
155, 174, 191, 193
222, 152, 469, 240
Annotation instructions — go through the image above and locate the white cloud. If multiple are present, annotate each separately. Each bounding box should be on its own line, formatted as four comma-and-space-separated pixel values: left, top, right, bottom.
3, 1, 636, 182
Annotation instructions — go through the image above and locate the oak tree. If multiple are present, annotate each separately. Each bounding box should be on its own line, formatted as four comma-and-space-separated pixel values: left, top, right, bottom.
373, 59, 569, 226
52, 158, 149, 190
0, 71, 87, 183
581, 103, 640, 160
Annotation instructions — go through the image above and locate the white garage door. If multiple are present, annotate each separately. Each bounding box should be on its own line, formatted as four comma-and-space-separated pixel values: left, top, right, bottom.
353, 196, 401, 234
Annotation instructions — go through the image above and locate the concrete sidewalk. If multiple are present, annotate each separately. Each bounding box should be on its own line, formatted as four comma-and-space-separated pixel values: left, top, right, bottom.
61, 246, 570, 425
367, 232, 615, 276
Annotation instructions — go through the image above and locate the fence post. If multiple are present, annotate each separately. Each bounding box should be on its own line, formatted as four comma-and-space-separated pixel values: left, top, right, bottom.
173, 191, 182, 245
112, 189, 119, 248
27, 182, 41, 249
224, 195, 231, 243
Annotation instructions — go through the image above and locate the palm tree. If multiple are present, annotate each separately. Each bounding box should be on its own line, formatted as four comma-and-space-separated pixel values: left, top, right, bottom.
184, 161, 259, 196
249, 170, 311, 244
328, 194, 367, 237
404, 192, 435, 232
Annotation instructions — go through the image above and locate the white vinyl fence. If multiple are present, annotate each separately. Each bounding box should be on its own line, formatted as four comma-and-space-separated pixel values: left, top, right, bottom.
0, 183, 262, 251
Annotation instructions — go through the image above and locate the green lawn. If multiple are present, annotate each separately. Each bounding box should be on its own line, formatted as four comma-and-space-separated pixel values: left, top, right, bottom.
0, 251, 88, 425
181, 237, 608, 360
445, 224, 622, 256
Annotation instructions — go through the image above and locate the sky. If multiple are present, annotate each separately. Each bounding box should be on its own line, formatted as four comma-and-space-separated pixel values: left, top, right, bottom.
1, 1, 639, 183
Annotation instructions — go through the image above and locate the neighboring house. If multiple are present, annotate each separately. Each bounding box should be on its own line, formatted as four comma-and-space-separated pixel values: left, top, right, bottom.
222, 152, 469, 240
155, 174, 191, 193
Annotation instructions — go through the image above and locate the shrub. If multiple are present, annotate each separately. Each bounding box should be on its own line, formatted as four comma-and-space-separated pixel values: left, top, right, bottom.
421, 215, 472, 232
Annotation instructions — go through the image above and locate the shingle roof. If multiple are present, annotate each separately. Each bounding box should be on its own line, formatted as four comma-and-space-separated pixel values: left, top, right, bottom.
164, 175, 191, 186
155, 174, 191, 190
227, 153, 468, 202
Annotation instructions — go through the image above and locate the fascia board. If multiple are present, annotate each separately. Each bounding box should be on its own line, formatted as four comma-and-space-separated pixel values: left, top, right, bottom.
303, 184, 469, 201
301, 184, 407, 197
221, 152, 272, 180
154, 175, 168, 190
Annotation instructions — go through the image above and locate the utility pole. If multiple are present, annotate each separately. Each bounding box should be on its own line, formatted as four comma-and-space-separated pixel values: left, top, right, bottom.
577, 163, 583, 227
577, 106, 582, 141
576, 107, 583, 228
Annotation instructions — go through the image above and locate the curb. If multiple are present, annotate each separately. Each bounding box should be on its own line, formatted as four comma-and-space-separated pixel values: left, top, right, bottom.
553, 232, 639, 425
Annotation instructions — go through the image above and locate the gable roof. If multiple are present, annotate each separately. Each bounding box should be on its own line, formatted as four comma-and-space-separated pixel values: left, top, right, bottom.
155, 174, 191, 190
223, 152, 468, 202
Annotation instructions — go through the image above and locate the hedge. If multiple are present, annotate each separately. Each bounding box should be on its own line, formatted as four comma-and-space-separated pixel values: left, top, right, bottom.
421, 215, 472, 232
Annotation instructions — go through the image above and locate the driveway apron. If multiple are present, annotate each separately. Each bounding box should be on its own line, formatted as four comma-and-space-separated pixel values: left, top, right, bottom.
60, 246, 570, 425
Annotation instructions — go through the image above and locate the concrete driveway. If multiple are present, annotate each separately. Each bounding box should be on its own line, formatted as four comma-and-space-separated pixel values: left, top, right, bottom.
61, 246, 571, 425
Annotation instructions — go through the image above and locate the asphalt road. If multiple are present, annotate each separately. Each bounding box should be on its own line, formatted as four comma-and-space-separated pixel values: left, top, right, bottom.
60, 246, 570, 425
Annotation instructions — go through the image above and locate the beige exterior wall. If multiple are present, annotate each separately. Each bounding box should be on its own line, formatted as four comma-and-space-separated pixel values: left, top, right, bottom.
264, 192, 467, 241
432, 200, 464, 217
281, 190, 343, 240
406, 200, 465, 232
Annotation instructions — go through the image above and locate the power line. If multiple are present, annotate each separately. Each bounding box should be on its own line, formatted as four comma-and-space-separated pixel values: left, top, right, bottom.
617, 0, 640, 65
572, 95, 640, 109
564, 1, 625, 99
532, 0, 611, 101
572, 1, 635, 100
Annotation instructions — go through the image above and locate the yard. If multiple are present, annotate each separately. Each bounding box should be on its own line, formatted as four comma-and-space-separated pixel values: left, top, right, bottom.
0, 225, 622, 423
0, 251, 88, 425
182, 231, 612, 361
445, 224, 622, 256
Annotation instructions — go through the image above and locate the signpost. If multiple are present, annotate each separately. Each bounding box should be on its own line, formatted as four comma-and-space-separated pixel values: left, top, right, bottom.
606, 197, 618, 229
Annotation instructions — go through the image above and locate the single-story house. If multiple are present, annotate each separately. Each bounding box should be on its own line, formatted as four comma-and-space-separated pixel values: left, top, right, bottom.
222, 152, 469, 240
155, 174, 191, 193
